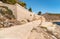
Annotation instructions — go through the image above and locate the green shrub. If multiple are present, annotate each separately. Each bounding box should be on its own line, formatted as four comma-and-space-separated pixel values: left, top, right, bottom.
18, 2, 26, 8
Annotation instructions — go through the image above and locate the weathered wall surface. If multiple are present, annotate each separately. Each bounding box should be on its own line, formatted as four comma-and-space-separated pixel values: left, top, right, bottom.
0, 2, 17, 18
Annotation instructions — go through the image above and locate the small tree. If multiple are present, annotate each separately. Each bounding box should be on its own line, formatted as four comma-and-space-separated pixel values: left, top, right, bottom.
18, 2, 26, 8
28, 7, 32, 12
37, 11, 41, 15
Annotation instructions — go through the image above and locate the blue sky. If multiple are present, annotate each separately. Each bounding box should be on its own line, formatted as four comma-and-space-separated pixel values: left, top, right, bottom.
20, 0, 60, 14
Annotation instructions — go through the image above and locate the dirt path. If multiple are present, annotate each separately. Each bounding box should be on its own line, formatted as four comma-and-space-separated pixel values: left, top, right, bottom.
0, 20, 41, 39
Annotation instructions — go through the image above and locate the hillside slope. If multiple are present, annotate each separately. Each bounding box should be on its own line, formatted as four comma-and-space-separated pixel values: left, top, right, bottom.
42, 13, 60, 22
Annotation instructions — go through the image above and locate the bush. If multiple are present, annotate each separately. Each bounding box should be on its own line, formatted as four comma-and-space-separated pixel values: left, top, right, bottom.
18, 2, 26, 8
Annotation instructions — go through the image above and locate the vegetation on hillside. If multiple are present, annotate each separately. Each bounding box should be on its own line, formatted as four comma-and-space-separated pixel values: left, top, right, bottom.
18, 1, 26, 8
46, 13, 60, 16
0, 0, 17, 4
0, 0, 26, 8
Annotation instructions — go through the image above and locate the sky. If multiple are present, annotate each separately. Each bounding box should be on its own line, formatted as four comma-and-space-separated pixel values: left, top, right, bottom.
20, 0, 60, 14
